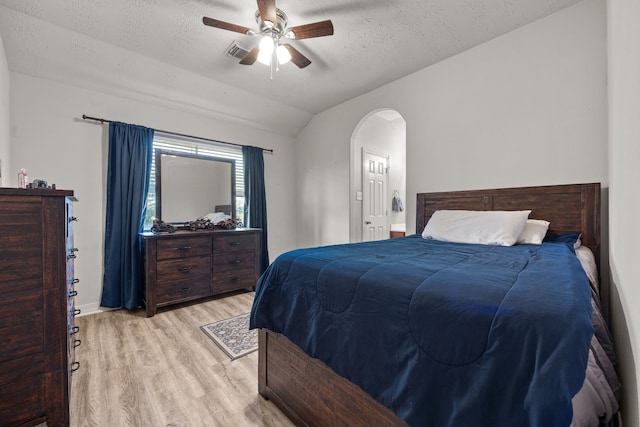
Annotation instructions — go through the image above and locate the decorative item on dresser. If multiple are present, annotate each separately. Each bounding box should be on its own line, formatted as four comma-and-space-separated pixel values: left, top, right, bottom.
0, 188, 80, 427
141, 228, 261, 317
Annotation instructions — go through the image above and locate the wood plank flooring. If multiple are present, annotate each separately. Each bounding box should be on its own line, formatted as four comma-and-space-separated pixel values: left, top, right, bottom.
70, 291, 294, 427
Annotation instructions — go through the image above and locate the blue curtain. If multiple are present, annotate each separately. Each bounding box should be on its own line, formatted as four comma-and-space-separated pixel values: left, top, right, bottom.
101, 122, 154, 309
243, 146, 269, 274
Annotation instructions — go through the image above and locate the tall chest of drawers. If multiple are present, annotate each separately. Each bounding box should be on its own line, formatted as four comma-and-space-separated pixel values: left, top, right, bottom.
0, 188, 79, 427
142, 228, 261, 317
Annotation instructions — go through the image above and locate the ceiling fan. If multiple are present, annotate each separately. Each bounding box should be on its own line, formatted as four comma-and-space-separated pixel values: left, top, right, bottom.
203, 0, 334, 69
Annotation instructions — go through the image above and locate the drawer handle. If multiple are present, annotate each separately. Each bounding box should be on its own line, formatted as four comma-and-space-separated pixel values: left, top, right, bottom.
229, 277, 239, 283
74, 308, 81, 316
230, 260, 241, 265
68, 290, 78, 297
71, 361, 80, 373
230, 241, 241, 246
70, 325, 80, 335
178, 266, 192, 272
177, 246, 192, 251
178, 287, 191, 293
71, 278, 80, 284
74, 339, 82, 348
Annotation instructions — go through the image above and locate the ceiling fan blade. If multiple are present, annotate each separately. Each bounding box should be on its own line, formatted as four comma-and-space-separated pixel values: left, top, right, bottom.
203, 16, 252, 35
239, 48, 259, 65
256, 0, 277, 26
287, 20, 334, 39
283, 44, 311, 69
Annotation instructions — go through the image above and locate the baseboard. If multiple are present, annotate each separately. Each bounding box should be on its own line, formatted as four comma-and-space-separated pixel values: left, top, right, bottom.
76, 302, 101, 317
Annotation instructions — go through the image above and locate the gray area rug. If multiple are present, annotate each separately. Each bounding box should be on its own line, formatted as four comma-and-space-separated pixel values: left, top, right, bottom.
201, 313, 257, 360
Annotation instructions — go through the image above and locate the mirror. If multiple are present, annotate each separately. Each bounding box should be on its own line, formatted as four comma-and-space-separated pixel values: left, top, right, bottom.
156, 149, 236, 223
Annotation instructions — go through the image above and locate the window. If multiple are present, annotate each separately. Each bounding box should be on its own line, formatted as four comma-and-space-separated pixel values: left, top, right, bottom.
143, 132, 244, 230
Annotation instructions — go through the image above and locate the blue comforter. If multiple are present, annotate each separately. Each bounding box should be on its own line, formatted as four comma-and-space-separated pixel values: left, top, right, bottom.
250, 235, 593, 426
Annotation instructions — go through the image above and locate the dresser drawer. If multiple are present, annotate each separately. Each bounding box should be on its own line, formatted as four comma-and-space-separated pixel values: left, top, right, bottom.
0, 323, 44, 364
0, 373, 45, 426
156, 277, 211, 305
66, 259, 75, 283
142, 229, 260, 317
213, 251, 256, 273
213, 234, 257, 253
0, 229, 43, 282
156, 256, 211, 283
0, 353, 45, 387
212, 269, 258, 293
0, 286, 43, 329
157, 236, 210, 260
0, 189, 76, 427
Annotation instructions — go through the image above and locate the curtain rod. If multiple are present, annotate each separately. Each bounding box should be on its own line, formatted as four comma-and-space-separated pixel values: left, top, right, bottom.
81, 114, 274, 154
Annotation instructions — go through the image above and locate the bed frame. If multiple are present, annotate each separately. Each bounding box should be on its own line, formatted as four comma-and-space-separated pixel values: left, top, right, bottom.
258, 182, 601, 427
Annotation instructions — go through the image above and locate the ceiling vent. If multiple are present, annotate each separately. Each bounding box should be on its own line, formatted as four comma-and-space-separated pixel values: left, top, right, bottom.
225, 41, 251, 60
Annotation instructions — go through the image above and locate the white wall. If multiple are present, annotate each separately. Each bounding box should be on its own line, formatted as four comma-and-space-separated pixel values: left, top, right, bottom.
0, 5, 312, 139
296, 0, 640, 423
608, 0, 640, 425
296, 0, 607, 242
10, 73, 298, 315
0, 31, 9, 186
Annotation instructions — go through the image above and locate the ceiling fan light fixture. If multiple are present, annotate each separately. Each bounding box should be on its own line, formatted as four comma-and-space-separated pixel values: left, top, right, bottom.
276, 45, 291, 65
257, 52, 271, 65
203, 1, 334, 70
257, 35, 275, 65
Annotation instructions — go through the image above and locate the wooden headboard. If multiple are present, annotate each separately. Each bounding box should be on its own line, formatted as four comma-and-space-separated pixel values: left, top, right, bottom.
416, 183, 601, 265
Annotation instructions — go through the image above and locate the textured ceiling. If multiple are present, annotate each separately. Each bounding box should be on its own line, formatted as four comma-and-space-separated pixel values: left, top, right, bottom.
0, 0, 584, 121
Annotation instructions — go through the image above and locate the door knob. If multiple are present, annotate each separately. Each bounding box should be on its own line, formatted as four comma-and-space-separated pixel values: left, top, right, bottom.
365, 221, 372, 224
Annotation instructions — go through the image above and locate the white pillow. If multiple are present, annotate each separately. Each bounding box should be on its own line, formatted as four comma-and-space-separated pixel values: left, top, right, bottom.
575, 246, 598, 288
516, 219, 550, 245
203, 212, 230, 223
422, 210, 531, 247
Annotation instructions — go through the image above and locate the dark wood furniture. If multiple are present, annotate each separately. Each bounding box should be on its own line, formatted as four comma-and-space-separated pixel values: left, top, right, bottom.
389, 231, 405, 238
0, 188, 79, 427
415, 183, 601, 268
141, 228, 261, 317
258, 183, 601, 427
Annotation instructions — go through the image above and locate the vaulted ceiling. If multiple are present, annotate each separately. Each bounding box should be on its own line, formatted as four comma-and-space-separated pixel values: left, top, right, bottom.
0, 0, 585, 135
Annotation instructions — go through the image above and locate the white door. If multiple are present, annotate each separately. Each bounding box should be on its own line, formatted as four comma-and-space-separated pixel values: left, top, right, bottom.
362, 149, 389, 241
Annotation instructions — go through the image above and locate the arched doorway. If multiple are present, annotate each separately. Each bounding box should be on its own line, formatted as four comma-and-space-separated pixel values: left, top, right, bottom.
350, 109, 407, 242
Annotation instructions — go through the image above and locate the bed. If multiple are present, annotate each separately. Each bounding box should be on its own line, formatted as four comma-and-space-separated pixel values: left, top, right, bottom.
250, 183, 620, 427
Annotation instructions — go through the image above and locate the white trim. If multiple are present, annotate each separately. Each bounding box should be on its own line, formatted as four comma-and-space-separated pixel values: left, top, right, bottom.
75, 302, 102, 317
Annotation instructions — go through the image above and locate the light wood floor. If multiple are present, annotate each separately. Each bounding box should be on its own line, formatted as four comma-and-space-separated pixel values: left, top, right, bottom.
70, 291, 294, 427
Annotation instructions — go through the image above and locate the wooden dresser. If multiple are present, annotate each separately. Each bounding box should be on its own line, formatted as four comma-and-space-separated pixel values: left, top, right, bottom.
0, 188, 79, 427
141, 228, 261, 317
